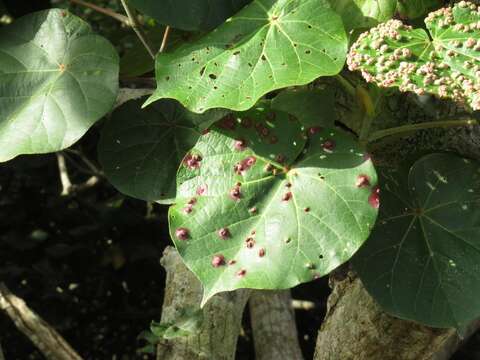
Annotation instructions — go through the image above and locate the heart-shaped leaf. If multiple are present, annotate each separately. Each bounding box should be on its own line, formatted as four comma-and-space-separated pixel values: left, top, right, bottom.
329, 0, 397, 31
397, 0, 442, 19
145, 0, 348, 113
168, 106, 378, 304
353, 153, 480, 329
271, 88, 335, 128
98, 98, 226, 203
0, 9, 119, 162
129, 0, 251, 31
348, 2, 480, 110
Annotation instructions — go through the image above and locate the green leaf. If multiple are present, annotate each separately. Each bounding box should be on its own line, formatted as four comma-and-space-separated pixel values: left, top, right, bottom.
348, 2, 480, 111
129, 0, 252, 31
98, 98, 226, 203
169, 106, 378, 305
329, 0, 397, 31
0, 9, 119, 162
271, 88, 335, 128
353, 153, 480, 329
145, 0, 348, 113
397, 0, 442, 20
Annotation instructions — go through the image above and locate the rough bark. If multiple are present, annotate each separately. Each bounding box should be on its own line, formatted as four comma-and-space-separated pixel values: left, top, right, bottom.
314, 273, 480, 360
0, 283, 82, 360
249, 290, 304, 360
156, 246, 250, 360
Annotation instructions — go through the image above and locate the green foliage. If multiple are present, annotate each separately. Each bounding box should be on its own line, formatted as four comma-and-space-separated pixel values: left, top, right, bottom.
0, 9, 119, 162
271, 88, 335, 128
329, 0, 397, 31
169, 105, 378, 304
353, 153, 480, 329
348, 2, 480, 110
98, 98, 226, 202
129, 0, 251, 31
145, 0, 348, 113
397, 0, 443, 19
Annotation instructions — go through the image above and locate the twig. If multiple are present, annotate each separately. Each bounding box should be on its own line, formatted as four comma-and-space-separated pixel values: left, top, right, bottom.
335, 74, 356, 97
63, 149, 102, 176
368, 119, 478, 143
56, 153, 73, 196
69, 0, 129, 24
0, 283, 83, 360
120, 0, 156, 59
159, 26, 171, 53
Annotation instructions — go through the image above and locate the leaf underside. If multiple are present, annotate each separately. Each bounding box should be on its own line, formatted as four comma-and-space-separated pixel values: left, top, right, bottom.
168, 106, 378, 305
0, 9, 119, 162
98, 98, 226, 203
146, 0, 348, 113
353, 153, 480, 329
348, 1, 480, 110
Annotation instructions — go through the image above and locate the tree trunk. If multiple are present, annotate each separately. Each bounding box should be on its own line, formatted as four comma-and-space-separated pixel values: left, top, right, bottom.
249, 290, 304, 360
313, 272, 480, 360
156, 246, 250, 360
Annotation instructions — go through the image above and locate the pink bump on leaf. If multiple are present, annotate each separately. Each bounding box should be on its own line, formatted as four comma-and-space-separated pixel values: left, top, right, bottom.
264, 163, 274, 172
236, 269, 247, 277
201, 129, 210, 135
246, 237, 255, 248
218, 228, 231, 239
211, 254, 225, 267
228, 259, 236, 265
308, 126, 322, 135
175, 228, 189, 240
269, 135, 278, 144
368, 187, 380, 209
322, 140, 335, 152
183, 204, 193, 214
356, 174, 371, 188
282, 192, 292, 201
234, 156, 257, 175
188, 197, 197, 205
183, 154, 202, 169
275, 154, 286, 164
234, 139, 247, 151
249, 207, 257, 214
219, 114, 236, 130
251, 230, 256, 235
258, 248, 266, 257
196, 184, 208, 196
230, 185, 241, 201
304, 207, 310, 212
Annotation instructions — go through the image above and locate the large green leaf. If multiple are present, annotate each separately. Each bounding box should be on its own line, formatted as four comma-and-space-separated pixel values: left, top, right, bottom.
353, 153, 480, 329
98, 98, 226, 203
168, 107, 378, 304
397, 0, 442, 20
329, 0, 397, 31
271, 88, 335, 128
129, 0, 251, 31
348, 2, 480, 110
0, 9, 119, 162
145, 0, 348, 113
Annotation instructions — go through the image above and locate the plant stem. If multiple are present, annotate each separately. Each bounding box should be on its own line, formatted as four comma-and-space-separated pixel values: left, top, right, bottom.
159, 26, 171, 53
70, 0, 129, 24
335, 74, 356, 97
368, 119, 478, 143
119, 0, 156, 59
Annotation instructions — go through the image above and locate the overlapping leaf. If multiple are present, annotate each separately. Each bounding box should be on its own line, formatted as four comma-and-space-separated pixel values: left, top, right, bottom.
145, 0, 348, 113
353, 153, 480, 329
329, 0, 397, 31
129, 0, 251, 31
397, 0, 442, 19
98, 98, 226, 203
168, 107, 378, 304
271, 88, 335, 128
0, 9, 119, 162
348, 2, 480, 110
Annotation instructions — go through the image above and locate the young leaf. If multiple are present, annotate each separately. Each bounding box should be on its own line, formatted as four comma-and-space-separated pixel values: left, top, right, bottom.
271, 88, 335, 128
145, 0, 348, 113
348, 1, 480, 110
128, 0, 251, 31
169, 107, 378, 305
353, 153, 480, 329
397, 0, 443, 20
98, 98, 226, 203
329, 0, 397, 31
0, 9, 119, 162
